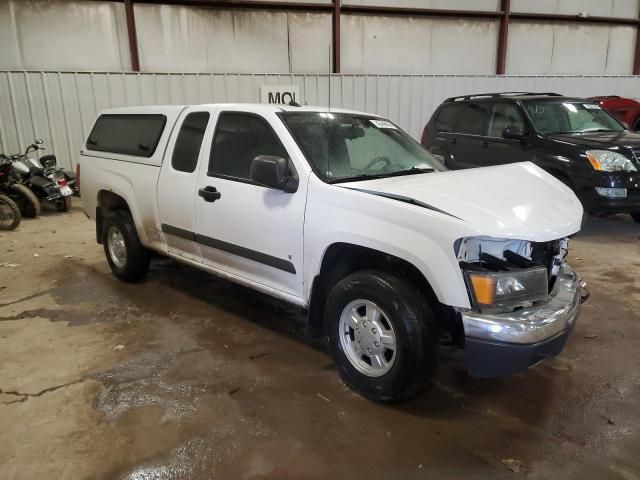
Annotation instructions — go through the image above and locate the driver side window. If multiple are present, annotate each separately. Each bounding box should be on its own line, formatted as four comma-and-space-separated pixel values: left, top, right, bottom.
489, 103, 525, 137
209, 112, 288, 181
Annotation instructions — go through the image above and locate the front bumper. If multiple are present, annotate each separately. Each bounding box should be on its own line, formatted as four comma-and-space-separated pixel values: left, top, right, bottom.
460, 264, 587, 377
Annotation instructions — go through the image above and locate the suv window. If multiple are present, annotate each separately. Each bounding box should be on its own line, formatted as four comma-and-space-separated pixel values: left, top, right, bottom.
434, 104, 463, 133
171, 112, 210, 173
209, 113, 288, 180
488, 103, 525, 138
457, 103, 491, 136
86, 114, 166, 157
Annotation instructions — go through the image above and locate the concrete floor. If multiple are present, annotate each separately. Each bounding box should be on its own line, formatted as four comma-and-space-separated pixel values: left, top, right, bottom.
0, 202, 639, 480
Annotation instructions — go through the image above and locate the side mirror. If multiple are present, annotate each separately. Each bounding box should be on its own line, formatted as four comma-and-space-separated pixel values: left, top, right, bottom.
502, 125, 527, 141
250, 155, 298, 193
35, 138, 44, 145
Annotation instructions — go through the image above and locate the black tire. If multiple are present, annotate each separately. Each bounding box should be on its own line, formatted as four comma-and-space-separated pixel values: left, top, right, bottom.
55, 196, 72, 212
102, 210, 150, 282
9, 183, 40, 218
631, 212, 640, 223
0, 194, 21, 230
326, 270, 438, 403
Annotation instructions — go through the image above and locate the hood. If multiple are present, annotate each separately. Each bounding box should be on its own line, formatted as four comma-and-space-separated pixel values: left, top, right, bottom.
547, 130, 640, 150
342, 162, 583, 242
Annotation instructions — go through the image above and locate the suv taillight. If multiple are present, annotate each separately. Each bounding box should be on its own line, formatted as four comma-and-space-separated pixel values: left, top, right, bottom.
420, 125, 429, 145
57, 178, 68, 187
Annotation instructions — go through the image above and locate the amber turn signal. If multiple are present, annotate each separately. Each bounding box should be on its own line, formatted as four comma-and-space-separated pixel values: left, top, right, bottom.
467, 274, 496, 306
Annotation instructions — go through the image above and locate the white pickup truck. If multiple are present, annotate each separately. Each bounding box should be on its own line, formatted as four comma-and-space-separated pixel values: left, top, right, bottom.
79, 103, 588, 402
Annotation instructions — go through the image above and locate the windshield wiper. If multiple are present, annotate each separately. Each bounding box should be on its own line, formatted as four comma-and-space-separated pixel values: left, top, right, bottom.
329, 166, 435, 184
330, 172, 396, 184
548, 129, 618, 135
383, 166, 435, 178
580, 129, 618, 133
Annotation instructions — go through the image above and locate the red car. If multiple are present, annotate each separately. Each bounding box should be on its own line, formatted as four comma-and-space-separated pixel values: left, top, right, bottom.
590, 96, 640, 130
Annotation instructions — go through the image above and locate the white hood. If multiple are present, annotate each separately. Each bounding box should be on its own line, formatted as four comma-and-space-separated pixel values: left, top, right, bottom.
344, 162, 583, 242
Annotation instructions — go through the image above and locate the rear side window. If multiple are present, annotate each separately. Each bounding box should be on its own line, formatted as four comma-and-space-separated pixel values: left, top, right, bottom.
171, 112, 210, 173
86, 114, 166, 157
434, 104, 463, 133
457, 103, 491, 136
209, 112, 288, 181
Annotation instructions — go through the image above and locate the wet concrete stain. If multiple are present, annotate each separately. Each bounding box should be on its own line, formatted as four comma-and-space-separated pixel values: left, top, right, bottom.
1, 209, 640, 479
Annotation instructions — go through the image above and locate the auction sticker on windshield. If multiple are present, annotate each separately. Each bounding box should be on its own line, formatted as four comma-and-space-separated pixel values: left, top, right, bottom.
370, 119, 397, 129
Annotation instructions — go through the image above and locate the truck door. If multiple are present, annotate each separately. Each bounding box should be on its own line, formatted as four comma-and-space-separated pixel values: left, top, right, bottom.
194, 109, 307, 300
157, 107, 212, 262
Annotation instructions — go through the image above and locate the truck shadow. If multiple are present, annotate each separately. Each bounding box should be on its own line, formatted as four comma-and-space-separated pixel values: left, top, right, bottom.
143, 258, 562, 424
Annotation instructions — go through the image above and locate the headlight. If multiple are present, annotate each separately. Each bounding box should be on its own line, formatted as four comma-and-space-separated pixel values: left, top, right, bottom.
586, 150, 637, 172
463, 266, 548, 309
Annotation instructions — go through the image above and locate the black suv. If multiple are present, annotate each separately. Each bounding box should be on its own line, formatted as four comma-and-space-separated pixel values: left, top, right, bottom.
421, 92, 640, 222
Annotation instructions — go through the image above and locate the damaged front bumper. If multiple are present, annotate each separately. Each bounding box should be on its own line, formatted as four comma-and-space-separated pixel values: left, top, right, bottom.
460, 264, 588, 377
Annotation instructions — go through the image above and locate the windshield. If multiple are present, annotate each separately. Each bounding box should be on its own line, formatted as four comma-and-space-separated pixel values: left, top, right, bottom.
279, 112, 445, 183
523, 100, 624, 135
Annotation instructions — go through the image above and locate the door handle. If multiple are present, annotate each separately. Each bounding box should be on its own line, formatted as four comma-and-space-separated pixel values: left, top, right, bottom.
451, 137, 457, 145
198, 186, 221, 202
482, 140, 489, 148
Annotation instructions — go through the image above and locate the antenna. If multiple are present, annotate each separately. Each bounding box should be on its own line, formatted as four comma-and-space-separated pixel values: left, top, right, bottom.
328, 44, 331, 112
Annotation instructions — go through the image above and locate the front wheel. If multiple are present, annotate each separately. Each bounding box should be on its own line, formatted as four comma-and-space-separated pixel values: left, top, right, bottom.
0, 194, 21, 230
631, 212, 640, 223
326, 270, 438, 403
102, 210, 150, 282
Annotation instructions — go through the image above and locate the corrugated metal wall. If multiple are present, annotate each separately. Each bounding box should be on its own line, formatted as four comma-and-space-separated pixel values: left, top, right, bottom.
1, 70, 639, 169
3, 0, 639, 76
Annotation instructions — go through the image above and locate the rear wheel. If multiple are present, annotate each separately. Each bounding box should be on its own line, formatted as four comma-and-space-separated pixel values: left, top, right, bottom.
102, 210, 150, 282
326, 270, 438, 403
631, 212, 640, 223
0, 194, 21, 230
9, 183, 40, 218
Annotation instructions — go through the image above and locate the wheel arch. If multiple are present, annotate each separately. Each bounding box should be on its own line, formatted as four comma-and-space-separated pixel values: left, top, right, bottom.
96, 189, 134, 244
307, 242, 462, 343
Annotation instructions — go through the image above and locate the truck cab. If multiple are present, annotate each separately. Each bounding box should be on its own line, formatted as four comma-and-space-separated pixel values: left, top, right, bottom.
80, 103, 587, 403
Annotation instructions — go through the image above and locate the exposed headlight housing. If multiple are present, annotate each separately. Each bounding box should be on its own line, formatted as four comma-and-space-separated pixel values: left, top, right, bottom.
463, 266, 548, 310
586, 150, 637, 172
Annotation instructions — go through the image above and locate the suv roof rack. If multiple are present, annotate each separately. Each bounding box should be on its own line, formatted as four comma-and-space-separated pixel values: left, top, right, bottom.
445, 92, 564, 102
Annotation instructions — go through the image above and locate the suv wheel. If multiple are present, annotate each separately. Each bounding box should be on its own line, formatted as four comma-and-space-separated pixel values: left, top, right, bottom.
631, 212, 640, 223
102, 210, 150, 282
326, 270, 438, 403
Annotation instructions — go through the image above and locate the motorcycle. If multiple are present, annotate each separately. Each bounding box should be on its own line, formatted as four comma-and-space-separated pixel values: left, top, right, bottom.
9, 139, 75, 212
0, 154, 40, 218
0, 157, 22, 230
